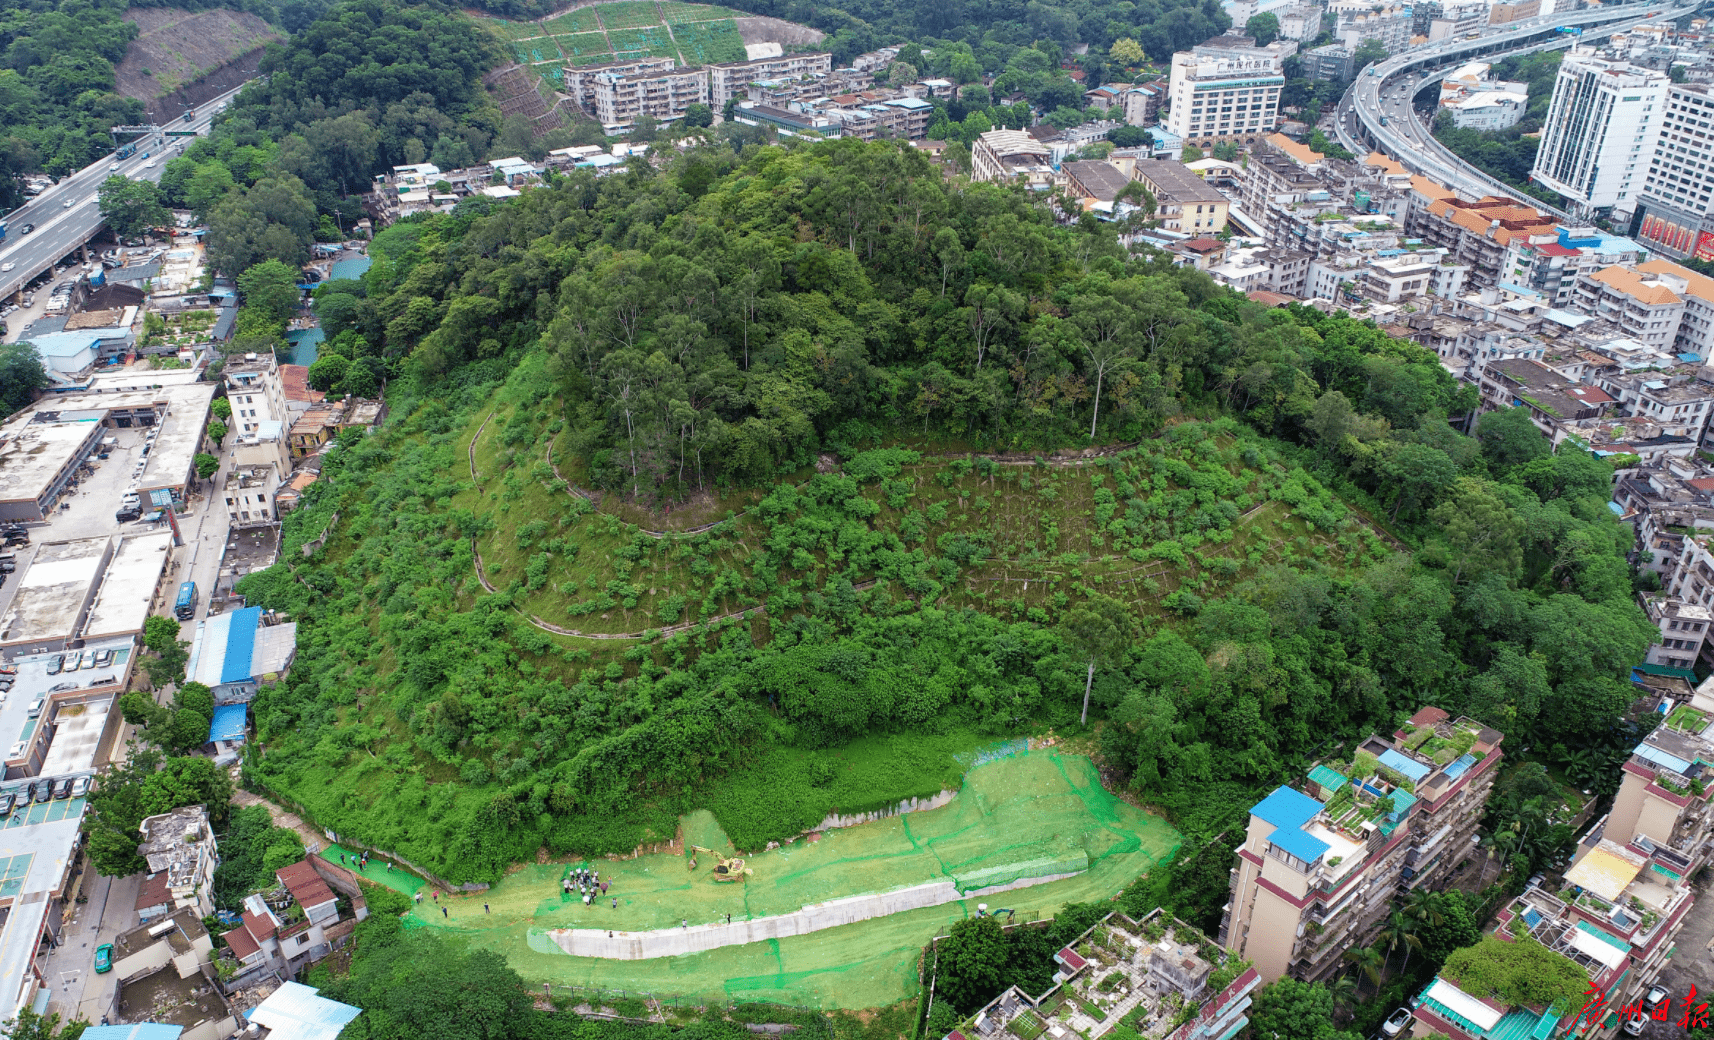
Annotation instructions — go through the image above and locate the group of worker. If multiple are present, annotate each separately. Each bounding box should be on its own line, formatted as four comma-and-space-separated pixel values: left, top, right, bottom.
564, 866, 612, 906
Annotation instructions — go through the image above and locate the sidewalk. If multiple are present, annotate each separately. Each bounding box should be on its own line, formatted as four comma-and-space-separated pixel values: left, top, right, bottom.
42, 870, 141, 1025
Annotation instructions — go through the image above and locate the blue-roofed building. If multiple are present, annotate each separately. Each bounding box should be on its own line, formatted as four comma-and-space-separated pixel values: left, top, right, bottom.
245, 981, 362, 1040
81, 1024, 185, 1040
185, 606, 297, 705
1221, 707, 1505, 986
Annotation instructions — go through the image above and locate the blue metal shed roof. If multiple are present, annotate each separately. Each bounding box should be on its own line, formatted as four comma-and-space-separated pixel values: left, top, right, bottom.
1378, 748, 1431, 783
1252, 785, 1322, 831
328, 256, 373, 283
1268, 824, 1330, 864
82, 1026, 185, 1040
208, 704, 247, 744
219, 606, 262, 684
1635, 742, 1694, 775
1442, 753, 1477, 780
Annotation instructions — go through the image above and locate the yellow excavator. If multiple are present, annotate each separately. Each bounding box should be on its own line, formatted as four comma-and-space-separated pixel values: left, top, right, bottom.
688, 845, 752, 883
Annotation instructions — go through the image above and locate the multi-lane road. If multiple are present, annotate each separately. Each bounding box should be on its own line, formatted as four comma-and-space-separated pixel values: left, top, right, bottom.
1333, 0, 1705, 213
0, 83, 247, 302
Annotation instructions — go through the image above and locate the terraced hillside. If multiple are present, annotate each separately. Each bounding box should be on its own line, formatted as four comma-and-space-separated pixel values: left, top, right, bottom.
469, 0, 820, 103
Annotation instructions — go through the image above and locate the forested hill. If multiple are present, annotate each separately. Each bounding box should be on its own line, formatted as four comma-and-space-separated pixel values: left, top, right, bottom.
235, 138, 1653, 933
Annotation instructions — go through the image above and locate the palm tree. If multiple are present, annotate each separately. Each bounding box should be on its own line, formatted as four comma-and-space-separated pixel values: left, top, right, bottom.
1403, 889, 1444, 930
1345, 945, 1386, 994
1328, 973, 1362, 1024
1377, 910, 1424, 975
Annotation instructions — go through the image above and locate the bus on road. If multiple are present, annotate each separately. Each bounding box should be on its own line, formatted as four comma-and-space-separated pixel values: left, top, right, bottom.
174, 581, 197, 621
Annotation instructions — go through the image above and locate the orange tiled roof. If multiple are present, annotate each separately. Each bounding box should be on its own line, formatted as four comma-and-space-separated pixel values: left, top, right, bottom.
1590, 265, 1683, 306
1266, 133, 1323, 166
1412, 175, 1455, 201
1639, 258, 1714, 305
1366, 151, 1407, 176
279, 364, 325, 404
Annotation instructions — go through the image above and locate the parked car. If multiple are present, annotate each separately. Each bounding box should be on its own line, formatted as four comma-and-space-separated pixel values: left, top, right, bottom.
94, 943, 112, 974
1383, 1008, 1413, 1038
0, 791, 14, 816
25, 697, 42, 718
71, 775, 89, 798
1649, 986, 1671, 1010
34, 779, 52, 803
47, 682, 77, 693
0, 680, 14, 692
53, 777, 70, 799
44, 654, 62, 675
77, 650, 92, 670
0, 664, 18, 676
19, 781, 35, 804
1623, 1017, 1646, 1037
92, 649, 113, 668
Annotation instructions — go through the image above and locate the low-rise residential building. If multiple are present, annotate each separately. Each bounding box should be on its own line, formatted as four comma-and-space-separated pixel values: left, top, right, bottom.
593, 63, 708, 125
1442, 91, 1527, 130
937, 908, 1260, 1040
1062, 160, 1133, 204
1475, 358, 1616, 439
563, 58, 675, 112
1642, 596, 1713, 671
136, 805, 218, 920
707, 52, 835, 109
1219, 709, 1503, 983
223, 352, 289, 433
971, 130, 1056, 188
1132, 159, 1230, 234
221, 858, 366, 985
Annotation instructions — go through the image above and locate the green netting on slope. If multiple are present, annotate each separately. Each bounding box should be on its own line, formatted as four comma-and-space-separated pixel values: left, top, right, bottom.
405, 752, 1180, 1009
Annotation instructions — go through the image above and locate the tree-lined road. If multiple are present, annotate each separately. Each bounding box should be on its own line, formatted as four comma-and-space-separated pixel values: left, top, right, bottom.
0, 84, 247, 302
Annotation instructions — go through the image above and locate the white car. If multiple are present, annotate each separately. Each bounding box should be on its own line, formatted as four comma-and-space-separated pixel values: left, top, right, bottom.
62, 198, 72, 207
0, 263, 12, 273
142, 160, 156, 169
1382, 1008, 1413, 1038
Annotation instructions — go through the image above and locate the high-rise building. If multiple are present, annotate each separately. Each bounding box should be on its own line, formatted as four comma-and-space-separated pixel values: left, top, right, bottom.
1632, 83, 1714, 260
1329, 0, 1416, 54
1219, 709, 1503, 985
1530, 49, 1666, 222
1165, 35, 1285, 149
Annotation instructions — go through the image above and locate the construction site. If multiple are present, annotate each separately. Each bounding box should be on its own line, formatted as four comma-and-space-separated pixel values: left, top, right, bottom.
344, 749, 1181, 1010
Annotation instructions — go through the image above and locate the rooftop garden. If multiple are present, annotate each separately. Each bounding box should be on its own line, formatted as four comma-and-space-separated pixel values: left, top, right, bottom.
140, 309, 217, 350
1440, 935, 1588, 1015
1399, 721, 1481, 765
1664, 704, 1710, 734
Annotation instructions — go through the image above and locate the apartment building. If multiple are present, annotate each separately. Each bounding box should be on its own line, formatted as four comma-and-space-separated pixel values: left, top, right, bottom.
1165, 36, 1285, 149
1642, 596, 1713, 671
1410, 705, 1714, 1040
223, 352, 288, 433
1408, 192, 1561, 288
1575, 266, 1692, 350
971, 129, 1056, 188
707, 52, 834, 109
1357, 249, 1469, 304
1633, 83, 1714, 260
1531, 50, 1667, 222
593, 65, 708, 125
1414, 828, 1694, 1040
1219, 709, 1502, 984
1122, 80, 1170, 126
563, 57, 676, 112
1132, 159, 1230, 234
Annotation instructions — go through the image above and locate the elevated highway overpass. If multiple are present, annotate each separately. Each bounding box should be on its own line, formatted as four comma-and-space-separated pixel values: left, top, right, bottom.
1333, 0, 1705, 216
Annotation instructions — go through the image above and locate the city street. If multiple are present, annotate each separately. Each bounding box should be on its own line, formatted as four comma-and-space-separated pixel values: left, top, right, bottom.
31, 408, 238, 1025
